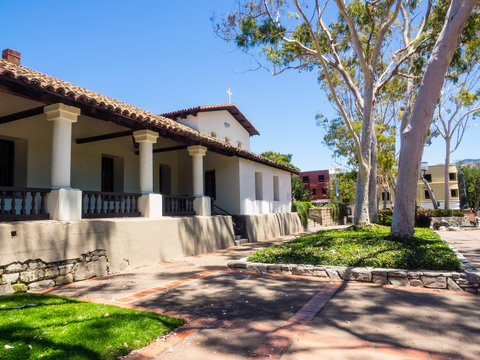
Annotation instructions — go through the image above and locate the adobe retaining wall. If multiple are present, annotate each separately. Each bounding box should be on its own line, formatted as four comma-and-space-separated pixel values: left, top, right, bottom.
227, 245, 479, 294
242, 212, 303, 242
0, 213, 302, 292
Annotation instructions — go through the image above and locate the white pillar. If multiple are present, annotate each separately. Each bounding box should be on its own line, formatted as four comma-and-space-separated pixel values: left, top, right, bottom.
133, 130, 159, 194
45, 103, 80, 189
188, 145, 207, 197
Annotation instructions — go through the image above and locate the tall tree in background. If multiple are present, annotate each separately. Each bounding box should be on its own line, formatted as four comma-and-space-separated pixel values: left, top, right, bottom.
434, 72, 480, 209
459, 163, 480, 207
391, 0, 478, 237
260, 151, 308, 200
215, 0, 432, 225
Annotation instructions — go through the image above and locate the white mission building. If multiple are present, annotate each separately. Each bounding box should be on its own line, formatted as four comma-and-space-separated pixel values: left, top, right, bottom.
0, 48, 301, 285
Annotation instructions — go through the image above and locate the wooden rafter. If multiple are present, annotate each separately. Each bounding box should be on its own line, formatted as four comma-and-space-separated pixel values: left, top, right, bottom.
0, 106, 44, 125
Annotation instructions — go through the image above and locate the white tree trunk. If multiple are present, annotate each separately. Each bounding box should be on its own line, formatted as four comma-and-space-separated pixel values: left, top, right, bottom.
391, 0, 476, 237
369, 130, 378, 222
445, 137, 451, 209
354, 79, 375, 225
422, 176, 439, 209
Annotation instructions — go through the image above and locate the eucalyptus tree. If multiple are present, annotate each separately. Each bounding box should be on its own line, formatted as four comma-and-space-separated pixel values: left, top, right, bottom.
391, 0, 478, 237
434, 72, 480, 209
215, 0, 430, 225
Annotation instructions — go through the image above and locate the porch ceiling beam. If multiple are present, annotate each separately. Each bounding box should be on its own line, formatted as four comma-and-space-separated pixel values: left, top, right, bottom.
153, 145, 188, 153
134, 145, 188, 155
0, 106, 45, 124
75, 130, 134, 144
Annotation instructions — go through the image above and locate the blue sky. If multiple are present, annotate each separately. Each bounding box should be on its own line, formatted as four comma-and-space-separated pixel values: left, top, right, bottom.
1, 1, 477, 170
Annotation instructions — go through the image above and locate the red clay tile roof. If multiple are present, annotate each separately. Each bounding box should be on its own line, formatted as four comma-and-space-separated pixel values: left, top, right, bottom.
161, 104, 260, 136
0, 58, 296, 174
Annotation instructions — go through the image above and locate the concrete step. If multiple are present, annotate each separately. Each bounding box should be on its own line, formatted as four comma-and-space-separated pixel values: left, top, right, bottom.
234, 238, 249, 246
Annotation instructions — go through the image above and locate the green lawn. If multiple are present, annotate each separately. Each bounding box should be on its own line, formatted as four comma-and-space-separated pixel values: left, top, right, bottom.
247, 225, 462, 271
0, 293, 185, 360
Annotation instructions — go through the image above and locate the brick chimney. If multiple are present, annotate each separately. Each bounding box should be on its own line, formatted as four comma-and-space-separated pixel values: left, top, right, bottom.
2, 49, 21, 65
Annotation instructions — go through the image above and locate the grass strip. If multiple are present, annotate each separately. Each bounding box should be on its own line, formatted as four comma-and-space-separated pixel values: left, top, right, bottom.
247, 225, 462, 271
0, 293, 185, 360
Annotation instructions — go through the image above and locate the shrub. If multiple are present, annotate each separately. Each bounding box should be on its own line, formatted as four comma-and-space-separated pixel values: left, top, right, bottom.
292, 201, 312, 228
377, 209, 393, 226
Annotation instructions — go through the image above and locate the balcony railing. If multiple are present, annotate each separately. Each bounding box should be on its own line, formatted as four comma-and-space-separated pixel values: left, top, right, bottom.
82, 191, 141, 218
163, 195, 195, 216
0, 186, 50, 221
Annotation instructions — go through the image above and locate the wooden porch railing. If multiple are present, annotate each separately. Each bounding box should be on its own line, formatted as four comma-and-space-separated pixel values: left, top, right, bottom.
163, 195, 195, 216
0, 186, 50, 221
82, 191, 141, 218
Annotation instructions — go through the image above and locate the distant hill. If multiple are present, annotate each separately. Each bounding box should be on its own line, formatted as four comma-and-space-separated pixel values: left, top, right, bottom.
460, 159, 480, 165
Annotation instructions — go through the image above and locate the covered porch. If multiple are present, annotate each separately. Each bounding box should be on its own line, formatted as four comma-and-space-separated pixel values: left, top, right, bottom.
0, 97, 214, 221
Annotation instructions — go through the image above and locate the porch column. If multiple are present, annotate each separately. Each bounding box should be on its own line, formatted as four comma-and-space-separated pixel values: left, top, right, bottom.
133, 130, 158, 194
45, 103, 80, 188
44, 103, 82, 221
134, 130, 163, 218
188, 145, 210, 216
188, 145, 207, 196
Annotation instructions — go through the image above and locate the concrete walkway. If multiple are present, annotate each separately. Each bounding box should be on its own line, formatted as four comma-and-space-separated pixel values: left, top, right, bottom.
439, 229, 480, 269
40, 229, 480, 360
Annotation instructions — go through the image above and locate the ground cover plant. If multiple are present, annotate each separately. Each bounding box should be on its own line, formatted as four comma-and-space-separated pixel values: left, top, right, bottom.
248, 225, 461, 271
0, 293, 185, 360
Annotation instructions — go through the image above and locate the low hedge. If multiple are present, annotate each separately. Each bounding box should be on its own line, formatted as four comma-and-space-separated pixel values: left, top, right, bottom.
292, 201, 312, 228
377, 208, 463, 227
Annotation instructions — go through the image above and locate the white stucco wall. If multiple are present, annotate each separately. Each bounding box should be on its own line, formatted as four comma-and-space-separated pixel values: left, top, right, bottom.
204, 152, 240, 214
0, 114, 53, 188
179, 111, 251, 150
238, 158, 291, 215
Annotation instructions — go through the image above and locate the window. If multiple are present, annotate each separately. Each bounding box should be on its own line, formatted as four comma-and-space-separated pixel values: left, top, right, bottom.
424, 190, 430, 199
255, 172, 263, 200
302, 176, 309, 183
205, 170, 216, 200
101, 157, 114, 192
312, 188, 317, 196
423, 174, 432, 182
0, 139, 14, 186
322, 187, 327, 195
318, 174, 325, 182
451, 189, 458, 198
382, 192, 390, 201
273, 175, 279, 201
449, 172, 456, 181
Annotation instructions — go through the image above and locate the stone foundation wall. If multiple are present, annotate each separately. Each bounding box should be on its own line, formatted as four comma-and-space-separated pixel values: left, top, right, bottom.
0, 250, 109, 292
309, 208, 335, 226
228, 260, 480, 294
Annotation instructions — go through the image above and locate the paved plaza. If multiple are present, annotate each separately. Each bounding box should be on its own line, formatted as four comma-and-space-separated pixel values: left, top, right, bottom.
40, 228, 480, 360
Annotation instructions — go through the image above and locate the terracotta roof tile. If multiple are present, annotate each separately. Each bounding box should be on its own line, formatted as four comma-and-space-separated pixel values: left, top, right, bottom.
0, 58, 296, 174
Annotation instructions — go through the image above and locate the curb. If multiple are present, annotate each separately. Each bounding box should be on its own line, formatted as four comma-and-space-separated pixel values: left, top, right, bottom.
227, 260, 480, 294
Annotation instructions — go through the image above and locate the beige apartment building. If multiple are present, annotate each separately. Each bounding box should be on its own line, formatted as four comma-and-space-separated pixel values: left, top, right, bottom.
417, 164, 460, 210
378, 164, 460, 210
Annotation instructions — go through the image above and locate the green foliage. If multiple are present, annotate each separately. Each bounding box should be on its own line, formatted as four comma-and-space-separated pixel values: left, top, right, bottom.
321, 202, 346, 222
260, 151, 308, 201
247, 225, 462, 271
330, 171, 357, 204
377, 209, 463, 227
458, 164, 480, 207
0, 293, 185, 360
292, 201, 311, 228
377, 209, 393, 226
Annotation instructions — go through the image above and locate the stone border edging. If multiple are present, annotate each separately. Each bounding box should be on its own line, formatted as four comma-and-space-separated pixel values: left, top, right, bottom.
227, 259, 480, 294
